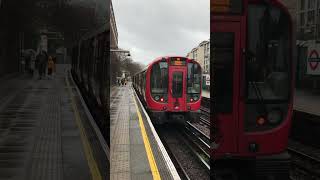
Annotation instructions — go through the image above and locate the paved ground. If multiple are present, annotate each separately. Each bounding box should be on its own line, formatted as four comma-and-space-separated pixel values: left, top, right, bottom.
294, 89, 320, 116
110, 85, 177, 180
0, 65, 102, 180
202, 89, 210, 98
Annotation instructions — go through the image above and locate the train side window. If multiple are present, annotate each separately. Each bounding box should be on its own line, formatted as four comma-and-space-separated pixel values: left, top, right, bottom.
143, 71, 146, 94
212, 32, 234, 113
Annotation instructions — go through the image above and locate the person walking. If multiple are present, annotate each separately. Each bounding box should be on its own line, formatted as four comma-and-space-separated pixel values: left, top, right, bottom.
20, 57, 25, 74
52, 56, 57, 78
30, 53, 36, 78
42, 51, 48, 78
47, 56, 55, 79
36, 50, 48, 79
121, 78, 124, 86
35, 52, 41, 79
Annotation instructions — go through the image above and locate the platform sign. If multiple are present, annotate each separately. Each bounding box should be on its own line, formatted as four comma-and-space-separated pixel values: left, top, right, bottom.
307, 45, 320, 75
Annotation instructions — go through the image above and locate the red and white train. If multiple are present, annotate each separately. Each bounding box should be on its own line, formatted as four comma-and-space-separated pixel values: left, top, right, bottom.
133, 56, 202, 123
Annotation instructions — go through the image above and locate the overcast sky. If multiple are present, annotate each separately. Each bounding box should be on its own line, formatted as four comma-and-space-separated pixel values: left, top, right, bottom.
112, 0, 209, 66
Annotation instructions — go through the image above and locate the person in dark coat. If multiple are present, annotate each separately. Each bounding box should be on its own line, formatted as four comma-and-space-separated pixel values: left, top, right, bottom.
36, 50, 48, 79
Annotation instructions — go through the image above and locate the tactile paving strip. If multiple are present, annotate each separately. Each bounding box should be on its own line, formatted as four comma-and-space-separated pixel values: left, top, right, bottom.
110, 87, 131, 180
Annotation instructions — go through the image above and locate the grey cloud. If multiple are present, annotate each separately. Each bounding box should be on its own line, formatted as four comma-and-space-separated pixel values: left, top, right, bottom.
113, 0, 209, 65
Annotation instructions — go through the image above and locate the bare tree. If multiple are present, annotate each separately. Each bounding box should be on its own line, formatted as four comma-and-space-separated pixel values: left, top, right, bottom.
121, 57, 143, 76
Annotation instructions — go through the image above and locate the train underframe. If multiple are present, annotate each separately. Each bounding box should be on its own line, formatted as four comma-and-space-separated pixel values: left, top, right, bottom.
150, 110, 201, 124
213, 151, 291, 180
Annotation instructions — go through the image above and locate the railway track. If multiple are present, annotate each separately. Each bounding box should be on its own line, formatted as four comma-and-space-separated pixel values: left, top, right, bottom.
200, 107, 210, 126
159, 132, 192, 180
183, 121, 210, 166
288, 145, 320, 180
157, 124, 210, 179
201, 97, 210, 108
200, 97, 210, 126
291, 110, 320, 150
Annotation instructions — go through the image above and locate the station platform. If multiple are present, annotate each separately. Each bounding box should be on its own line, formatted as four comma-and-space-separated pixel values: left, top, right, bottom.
110, 84, 180, 180
0, 65, 107, 180
202, 89, 210, 98
294, 89, 320, 116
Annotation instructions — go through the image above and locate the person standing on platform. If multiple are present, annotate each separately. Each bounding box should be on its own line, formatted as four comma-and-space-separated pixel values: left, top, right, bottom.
52, 56, 57, 78
47, 56, 55, 79
35, 52, 41, 79
25, 55, 30, 74
36, 50, 48, 80
30, 53, 36, 78
20, 57, 25, 74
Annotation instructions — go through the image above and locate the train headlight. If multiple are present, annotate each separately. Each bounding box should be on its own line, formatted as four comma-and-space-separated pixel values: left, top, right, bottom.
267, 110, 282, 124
193, 95, 199, 101
256, 116, 266, 125
154, 96, 160, 101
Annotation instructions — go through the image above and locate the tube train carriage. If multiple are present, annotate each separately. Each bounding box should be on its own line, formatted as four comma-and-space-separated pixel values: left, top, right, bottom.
71, 25, 109, 143
211, 0, 294, 179
133, 56, 202, 124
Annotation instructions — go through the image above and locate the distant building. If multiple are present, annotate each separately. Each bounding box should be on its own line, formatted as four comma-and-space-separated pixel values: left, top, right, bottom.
186, 40, 210, 74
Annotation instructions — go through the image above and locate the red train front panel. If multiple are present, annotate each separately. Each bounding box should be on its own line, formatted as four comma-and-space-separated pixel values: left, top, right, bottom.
212, 0, 293, 159
134, 57, 202, 122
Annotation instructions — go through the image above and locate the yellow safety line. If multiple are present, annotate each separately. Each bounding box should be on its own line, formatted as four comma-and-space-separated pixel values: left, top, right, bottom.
65, 76, 102, 180
132, 94, 162, 180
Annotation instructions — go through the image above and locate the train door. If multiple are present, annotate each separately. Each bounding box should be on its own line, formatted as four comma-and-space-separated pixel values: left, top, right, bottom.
212, 21, 241, 155
168, 66, 187, 112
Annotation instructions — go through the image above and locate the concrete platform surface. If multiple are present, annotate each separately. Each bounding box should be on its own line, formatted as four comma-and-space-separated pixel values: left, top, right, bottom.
202, 89, 210, 98
110, 85, 180, 180
294, 89, 320, 116
0, 65, 106, 180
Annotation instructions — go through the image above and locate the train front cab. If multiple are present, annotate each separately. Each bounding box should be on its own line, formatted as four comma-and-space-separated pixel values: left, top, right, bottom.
212, 0, 293, 178
142, 57, 202, 124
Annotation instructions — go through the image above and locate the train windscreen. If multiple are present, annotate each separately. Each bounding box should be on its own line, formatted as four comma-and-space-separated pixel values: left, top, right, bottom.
151, 61, 168, 94
246, 5, 290, 101
187, 62, 201, 94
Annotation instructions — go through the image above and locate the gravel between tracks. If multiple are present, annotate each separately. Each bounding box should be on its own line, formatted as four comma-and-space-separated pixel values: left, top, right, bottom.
190, 121, 210, 138
158, 126, 210, 180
